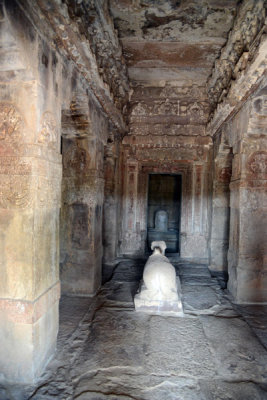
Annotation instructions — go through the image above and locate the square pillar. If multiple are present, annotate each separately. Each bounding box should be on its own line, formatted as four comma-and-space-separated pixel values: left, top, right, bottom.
60, 137, 104, 295
0, 88, 62, 381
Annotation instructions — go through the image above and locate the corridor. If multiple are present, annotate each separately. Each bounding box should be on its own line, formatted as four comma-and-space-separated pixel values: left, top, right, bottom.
2, 258, 267, 400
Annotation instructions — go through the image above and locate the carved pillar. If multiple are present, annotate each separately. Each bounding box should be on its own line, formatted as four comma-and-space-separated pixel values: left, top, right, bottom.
228, 89, 267, 303
103, 133, 120, 263
60, 134, 105, 295
0, 4, 62, 382
209, 143, 232, 275
120, 155, 141, 255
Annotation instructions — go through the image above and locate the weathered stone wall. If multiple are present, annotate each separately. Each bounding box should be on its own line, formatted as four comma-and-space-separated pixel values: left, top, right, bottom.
119, 84, 212, 261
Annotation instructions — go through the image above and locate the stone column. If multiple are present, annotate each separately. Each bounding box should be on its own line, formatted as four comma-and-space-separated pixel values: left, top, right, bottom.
103, 134, 120, 263
0, 8, 62, 381
60, 136, 104, 295
228, 90, 267, 303
209, 144, 232, 276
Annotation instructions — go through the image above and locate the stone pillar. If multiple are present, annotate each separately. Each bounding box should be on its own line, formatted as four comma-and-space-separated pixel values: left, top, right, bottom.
0, 5, 62, 381
103, 134, 120, 262
209, 144, 232, 274
228, 90, 267, 303
60, 136, 104, 295
120, 157, 141, 255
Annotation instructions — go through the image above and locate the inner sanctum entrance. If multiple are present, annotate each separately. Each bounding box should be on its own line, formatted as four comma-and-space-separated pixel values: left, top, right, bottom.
147, 174, 182, 254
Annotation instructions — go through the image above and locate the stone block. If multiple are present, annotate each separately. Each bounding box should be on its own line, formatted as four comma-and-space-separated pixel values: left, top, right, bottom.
210, 206, 230, 240
60, 249, 101, 295
0, 209, 34, 299
180, 234, 208, 261
0, 283, 59, 383
209, 238, 229, 271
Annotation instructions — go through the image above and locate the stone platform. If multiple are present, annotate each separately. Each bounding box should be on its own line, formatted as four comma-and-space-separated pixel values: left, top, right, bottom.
1, 258, 267, 400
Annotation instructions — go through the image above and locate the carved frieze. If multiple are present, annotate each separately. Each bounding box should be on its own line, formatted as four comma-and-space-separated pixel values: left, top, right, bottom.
130, 100, 208, 122
132, 85, 208, 102
0, 157, 31, 175
136, 148, 199, 162
129, 124, 206, 137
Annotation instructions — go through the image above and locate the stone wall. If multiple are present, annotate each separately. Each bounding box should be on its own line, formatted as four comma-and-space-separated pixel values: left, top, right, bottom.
119, 84, 213, 261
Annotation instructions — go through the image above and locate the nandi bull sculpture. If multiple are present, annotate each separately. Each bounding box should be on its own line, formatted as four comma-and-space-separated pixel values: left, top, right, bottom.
134, 241, 183, 315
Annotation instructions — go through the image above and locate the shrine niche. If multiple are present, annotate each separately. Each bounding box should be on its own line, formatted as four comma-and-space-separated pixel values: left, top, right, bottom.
147, 175, 181, 254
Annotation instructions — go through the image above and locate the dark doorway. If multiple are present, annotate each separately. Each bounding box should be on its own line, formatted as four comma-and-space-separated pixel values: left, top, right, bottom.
147, 174, 182, 254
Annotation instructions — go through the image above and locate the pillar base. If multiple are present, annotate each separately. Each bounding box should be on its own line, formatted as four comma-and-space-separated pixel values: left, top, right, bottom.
0, 282, 60, 383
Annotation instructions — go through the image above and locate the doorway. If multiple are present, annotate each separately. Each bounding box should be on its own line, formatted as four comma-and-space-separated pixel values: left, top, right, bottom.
147, 174, 182, 253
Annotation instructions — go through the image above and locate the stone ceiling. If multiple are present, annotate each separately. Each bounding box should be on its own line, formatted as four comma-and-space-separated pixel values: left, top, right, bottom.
109, 0, 239, 87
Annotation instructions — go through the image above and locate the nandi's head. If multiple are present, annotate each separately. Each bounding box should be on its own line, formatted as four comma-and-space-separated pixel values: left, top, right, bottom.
151, 241, 167, 256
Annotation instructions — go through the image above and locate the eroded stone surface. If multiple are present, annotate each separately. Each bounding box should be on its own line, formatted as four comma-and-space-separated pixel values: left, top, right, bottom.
2, 259, 266, 400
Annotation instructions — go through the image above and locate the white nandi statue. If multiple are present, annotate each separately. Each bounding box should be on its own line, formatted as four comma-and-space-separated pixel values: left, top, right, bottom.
134, 241, 183, 315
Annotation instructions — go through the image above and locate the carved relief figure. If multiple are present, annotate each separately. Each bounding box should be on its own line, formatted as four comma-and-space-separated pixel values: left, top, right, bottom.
0, 102, 23, 141
38, 111, 57, 147
248, 151, 267, 176
64, 145, 90, 174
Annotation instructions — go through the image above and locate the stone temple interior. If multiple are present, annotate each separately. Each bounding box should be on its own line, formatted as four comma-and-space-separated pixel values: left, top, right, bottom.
0, 0, 267, 398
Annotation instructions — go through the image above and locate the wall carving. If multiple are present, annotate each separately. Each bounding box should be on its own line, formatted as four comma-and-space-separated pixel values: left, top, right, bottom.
63, 145, 90, 175
218, 167, 232, 183
0, 176, 32, 208
37, 177, 61, 208
0, 103, 23, 142
0, 157, 31, 175
253, 95, 267, 116
38, 111, 57, 148
247, 151, 267, 177
136, 148, 200, 162
131, 100, 208, 122
208, 0, 266, 108
129, 124, 206, 136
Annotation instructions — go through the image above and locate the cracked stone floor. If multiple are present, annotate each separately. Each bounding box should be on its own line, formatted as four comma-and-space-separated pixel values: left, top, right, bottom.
1, 258, 267, 400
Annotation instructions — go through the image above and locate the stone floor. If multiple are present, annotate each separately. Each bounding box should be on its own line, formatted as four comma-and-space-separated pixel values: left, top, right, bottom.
1, 258, 267, 400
